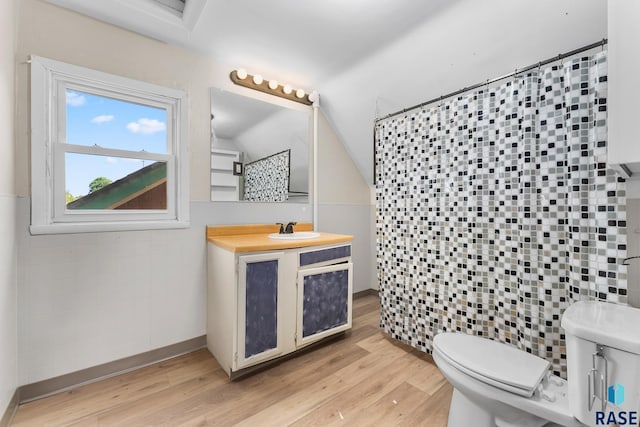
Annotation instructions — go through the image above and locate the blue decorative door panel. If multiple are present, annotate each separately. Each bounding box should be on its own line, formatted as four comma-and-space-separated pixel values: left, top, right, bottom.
244, 260, 278, 358
300, 265, 351, 340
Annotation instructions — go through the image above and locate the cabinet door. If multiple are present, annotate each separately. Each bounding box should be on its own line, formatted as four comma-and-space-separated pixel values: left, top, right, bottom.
236, 252, 284, 369
297, 262, 353, 347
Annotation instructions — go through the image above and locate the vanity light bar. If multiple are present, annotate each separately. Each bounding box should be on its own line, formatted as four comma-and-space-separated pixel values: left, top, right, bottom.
230, 69, 316, 106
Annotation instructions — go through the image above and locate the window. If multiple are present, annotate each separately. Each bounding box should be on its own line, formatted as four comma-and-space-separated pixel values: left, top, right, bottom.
30, 56, 189, 234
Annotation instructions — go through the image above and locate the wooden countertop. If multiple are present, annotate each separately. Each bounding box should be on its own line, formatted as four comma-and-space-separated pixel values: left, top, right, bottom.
206, 223, 353, 253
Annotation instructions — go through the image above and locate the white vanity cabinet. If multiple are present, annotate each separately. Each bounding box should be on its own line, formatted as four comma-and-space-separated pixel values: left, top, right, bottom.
206, 238, 353, 378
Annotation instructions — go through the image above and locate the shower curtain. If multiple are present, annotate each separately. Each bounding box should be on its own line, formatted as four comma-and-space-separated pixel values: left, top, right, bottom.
375, 51, 627, 376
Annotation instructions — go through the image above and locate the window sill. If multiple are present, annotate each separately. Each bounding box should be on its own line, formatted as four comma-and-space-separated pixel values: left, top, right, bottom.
29, 220, 190, 235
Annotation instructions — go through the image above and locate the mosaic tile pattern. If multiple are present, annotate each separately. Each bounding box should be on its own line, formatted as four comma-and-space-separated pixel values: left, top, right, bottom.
375, 52, 627, 376
244, 150, 290, 202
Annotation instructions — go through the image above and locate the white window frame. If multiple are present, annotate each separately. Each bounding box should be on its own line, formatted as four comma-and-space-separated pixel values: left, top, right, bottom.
30, 55, 189, 234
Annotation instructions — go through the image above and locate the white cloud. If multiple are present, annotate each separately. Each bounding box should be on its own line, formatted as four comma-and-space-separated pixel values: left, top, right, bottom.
66, 91, 86, 107
106, 157, 118, 164
91, 115, 114, 124
126, 118, 166, 135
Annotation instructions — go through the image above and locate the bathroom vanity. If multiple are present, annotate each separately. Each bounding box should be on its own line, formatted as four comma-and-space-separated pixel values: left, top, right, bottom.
206, 223, 353, 378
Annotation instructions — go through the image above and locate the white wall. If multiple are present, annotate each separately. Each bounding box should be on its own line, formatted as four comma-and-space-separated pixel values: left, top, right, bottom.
0, 196, 18, 413
626, 199, 640, 308
16, 199, 312, 384
211, 136, 241, 153
321, 0, 608, 184
15, 0, 215, 200
15, 0, 372, 385
607, 0, 640, 167
316, 112, 374, 292
15, 0, 218, 385
0, 198, 17, 414
0, 0, 18, 416
609, 0, 640, 308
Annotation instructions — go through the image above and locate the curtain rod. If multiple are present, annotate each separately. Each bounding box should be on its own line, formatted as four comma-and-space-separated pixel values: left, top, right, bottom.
375, 38, 608, 123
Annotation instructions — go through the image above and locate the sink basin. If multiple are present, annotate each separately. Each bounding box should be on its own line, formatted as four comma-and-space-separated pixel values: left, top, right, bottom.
268, 232, 320, 240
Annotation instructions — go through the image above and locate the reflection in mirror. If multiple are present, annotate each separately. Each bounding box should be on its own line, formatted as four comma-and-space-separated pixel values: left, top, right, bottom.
210, 88, 309, 203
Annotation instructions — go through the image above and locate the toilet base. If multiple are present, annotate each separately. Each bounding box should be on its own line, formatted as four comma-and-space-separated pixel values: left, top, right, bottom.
447, 388, 550, 427
447, 389, 494, 427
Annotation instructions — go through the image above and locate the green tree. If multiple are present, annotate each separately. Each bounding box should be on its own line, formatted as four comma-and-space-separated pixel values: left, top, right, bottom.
65, 191, 76, 203
89, 176, 112, 193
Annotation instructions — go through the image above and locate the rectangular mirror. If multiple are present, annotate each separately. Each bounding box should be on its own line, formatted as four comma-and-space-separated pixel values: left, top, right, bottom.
210, 88, 310, 203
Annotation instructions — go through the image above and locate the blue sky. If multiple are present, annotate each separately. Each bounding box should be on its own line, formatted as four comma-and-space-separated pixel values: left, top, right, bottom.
65, 89, 167, 197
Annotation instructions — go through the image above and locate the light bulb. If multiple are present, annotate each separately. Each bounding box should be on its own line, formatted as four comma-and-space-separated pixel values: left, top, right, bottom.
236, 68, 247, 80
253, 74, 263, 85
268, 80, 279, 90
308, 91, 319, 103
295, 89, 306, 99
283, 84, 293, 95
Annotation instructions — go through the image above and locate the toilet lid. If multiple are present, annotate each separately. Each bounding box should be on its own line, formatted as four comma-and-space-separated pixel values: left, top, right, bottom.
433, 333, 550, 397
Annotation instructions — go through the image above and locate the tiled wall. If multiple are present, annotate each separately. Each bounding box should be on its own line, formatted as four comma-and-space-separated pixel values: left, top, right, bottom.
244, 150, 290, 202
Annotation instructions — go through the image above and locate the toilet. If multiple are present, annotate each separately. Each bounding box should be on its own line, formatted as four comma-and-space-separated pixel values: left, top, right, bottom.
432, 301, 640, 427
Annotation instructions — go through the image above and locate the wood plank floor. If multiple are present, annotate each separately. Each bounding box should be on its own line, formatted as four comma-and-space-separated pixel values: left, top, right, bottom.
11, 295, 452, 426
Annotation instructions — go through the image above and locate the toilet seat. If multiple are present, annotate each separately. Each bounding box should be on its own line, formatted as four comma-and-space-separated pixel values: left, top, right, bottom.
433, 333, 550, 397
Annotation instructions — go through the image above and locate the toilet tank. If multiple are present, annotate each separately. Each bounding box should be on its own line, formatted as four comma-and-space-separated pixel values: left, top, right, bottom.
562, 301, 640, 427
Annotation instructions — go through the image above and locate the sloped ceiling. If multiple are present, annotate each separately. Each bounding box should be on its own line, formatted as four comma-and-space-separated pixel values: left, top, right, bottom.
46, 0, 608, 186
